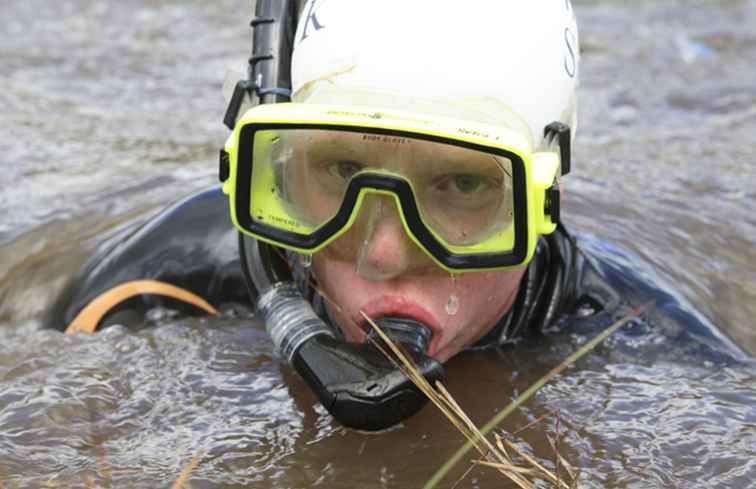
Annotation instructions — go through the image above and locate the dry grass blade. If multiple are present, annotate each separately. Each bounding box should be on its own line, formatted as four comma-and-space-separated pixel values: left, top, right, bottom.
569, 469, 583, 489
434, 381, 504, 465
547, 435, 577, 481
170, 449, 203, 489
499, 438, 571, 489
362, 302, 656, 489
512, 410, 557, 436
472, 460, 536, 475
425, 301, 653, 489
275, 247, 345, 314
494, 433, 510, 460
365, 314, 509, 466
362, 312, 483, 448
307, 278, 343, 314
363, 313, 560, 489
364, 326, 480, 446
450, 463, 478, 489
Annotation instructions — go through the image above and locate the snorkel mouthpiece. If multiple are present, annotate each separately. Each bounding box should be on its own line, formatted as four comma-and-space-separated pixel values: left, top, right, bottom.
366, 317, 434, 357
292, 318, 443, 431
257, 283, 443, 431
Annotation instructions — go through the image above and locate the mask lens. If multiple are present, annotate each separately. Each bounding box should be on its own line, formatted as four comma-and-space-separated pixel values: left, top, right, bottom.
247, 127, 516, 254
412, 149, 513, 249
249, 129, 353, 234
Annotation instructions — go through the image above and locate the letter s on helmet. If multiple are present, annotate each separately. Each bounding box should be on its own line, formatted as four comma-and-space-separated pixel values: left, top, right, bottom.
291, 0, 580, 146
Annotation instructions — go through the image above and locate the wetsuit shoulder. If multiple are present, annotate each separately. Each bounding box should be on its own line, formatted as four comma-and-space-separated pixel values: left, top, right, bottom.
567, 233, 747, 363
44, 187, 250, 332
480, 226, 745, 363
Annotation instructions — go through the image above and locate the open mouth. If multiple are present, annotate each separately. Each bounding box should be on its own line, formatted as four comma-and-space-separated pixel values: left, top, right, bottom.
356, 296, 442, 355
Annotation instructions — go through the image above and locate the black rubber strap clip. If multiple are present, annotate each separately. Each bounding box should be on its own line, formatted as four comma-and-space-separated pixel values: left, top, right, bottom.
545, 183, 561, 224
223, 79, 292, 130
544, 122, 572, 175
219, 149, 230, 183
223, 79, 256, 130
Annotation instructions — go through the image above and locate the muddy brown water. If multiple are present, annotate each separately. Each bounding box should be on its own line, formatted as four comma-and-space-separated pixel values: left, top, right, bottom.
1, 1, 755, 488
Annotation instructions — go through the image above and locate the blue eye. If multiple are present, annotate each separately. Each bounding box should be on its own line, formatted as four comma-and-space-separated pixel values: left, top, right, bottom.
450, 174, 483, 194
435, 174, 487, 195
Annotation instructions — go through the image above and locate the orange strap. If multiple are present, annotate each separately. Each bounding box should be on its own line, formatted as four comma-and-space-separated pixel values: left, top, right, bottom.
65, 280, 219, 335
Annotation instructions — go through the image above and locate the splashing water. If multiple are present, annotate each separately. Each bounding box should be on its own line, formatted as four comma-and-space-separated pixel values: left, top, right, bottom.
1, 1, 756, 488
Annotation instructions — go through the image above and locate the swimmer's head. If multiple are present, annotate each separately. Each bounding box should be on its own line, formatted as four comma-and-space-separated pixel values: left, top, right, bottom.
228, 0, 581, 363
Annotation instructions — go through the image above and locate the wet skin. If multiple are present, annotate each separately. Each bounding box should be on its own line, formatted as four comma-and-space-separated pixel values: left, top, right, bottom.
311, 210, 526, 362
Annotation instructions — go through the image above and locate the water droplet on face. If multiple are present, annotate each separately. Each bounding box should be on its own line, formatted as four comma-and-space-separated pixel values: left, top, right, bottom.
450, 273, 459, 287
300, 253, 312, 268
445, 294, 459, 316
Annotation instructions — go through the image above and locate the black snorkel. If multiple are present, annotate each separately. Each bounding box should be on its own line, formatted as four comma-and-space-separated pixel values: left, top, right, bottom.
225, 0, 443, 431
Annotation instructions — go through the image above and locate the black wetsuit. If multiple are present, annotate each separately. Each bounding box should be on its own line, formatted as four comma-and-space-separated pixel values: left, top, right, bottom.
44, 187, 745, 363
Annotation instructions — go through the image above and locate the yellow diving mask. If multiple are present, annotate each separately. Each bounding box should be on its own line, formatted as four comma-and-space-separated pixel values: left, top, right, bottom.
220, 103, 569, 272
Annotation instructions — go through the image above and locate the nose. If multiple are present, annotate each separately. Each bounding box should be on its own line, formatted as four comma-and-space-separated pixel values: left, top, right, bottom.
356, 195, 427, 281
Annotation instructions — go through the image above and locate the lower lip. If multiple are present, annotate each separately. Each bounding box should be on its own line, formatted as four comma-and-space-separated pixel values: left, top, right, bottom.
357, 297, 442, 356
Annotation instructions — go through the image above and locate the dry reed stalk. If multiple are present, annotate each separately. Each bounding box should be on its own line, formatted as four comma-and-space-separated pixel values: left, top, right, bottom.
365, 302, 653, 489
494, 433, 509, 458
363, 315, 469, 432
512, 410, 556, 436
450, 463, 477, 489
307, 281, 343, 314
547, 428, 577, 482
434, 381, 527, 483
498, 437, 571, 489
472, 460, 536, 474
570, 468, 583, 489
363, 312, 571, 489
428, 303, 653, 489
275, 247, 345, 314
170, 449, 203, 489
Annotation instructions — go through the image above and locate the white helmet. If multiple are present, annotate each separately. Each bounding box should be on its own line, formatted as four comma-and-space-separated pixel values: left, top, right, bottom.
292, 0, 580, 147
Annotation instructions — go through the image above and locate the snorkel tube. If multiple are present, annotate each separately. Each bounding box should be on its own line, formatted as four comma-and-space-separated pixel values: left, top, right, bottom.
226, 0, 443, 431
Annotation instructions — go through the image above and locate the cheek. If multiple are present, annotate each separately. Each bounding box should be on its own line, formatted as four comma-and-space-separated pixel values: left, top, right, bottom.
441, 269, 526, 336
452, 270, 521, 310
311, 250, 526, 361
310, 255, 360, 324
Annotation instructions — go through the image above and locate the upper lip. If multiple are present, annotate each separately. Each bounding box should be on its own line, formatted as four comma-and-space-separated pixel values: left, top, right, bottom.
355, 296, 442, 354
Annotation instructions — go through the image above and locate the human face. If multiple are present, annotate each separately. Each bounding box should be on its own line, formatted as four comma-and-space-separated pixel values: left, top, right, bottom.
299, 132, 526, 363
